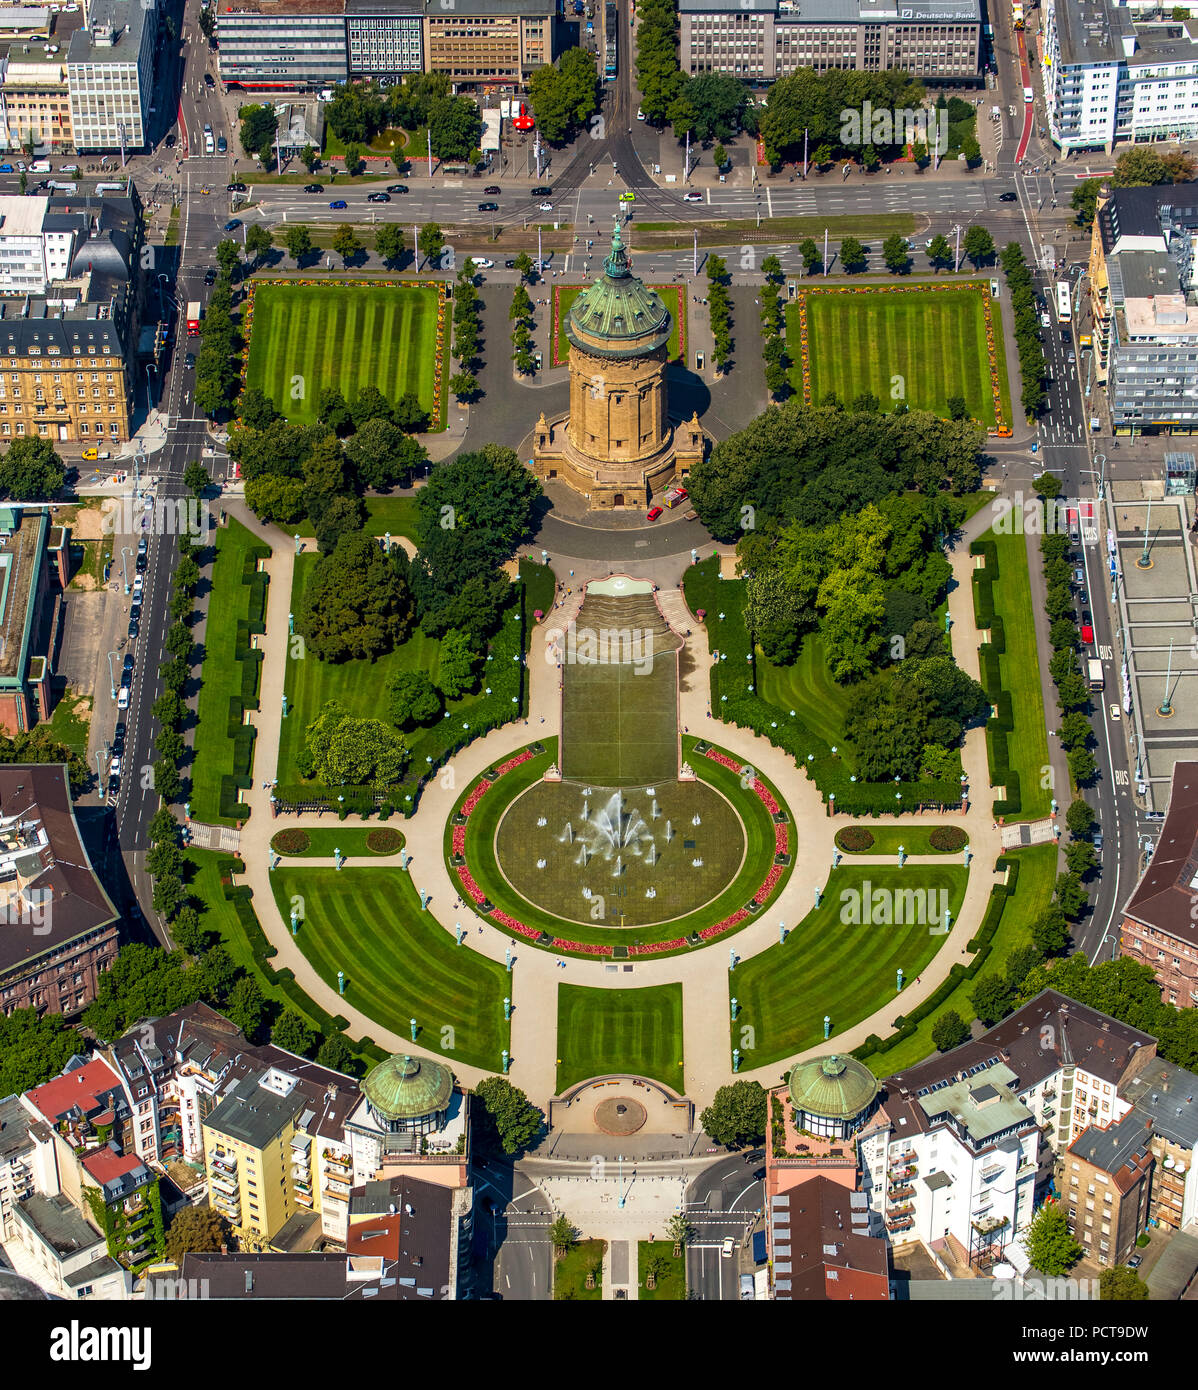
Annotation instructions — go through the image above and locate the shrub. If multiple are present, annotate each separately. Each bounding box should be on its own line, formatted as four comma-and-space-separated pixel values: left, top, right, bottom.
929, 826, 967, 852
271, 828, 310, 854
835, 826, 875, 852
365, 827, 402, 854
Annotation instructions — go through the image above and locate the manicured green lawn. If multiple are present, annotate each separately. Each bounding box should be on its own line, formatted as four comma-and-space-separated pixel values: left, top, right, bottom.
245, 281, 446, 430
324, 126, 408, 159
985, 526, 1053, 820
638, 1241, 687, 1300
191, 519, 270, 825
556, 983, 684, 1090
790, 282, 1012, 428
733, 865, 968, 1067
44, 689, 92, 757
835, 826, 969, 856
271, 866, 510, 1070
293, 495, 420, 542
554, 1240, 606, 1300
455, 737, 792, 956
270, 827, 404, 858
552, 283, 686, 366
858, 843, 1058, 1073
756, 633, 845, 751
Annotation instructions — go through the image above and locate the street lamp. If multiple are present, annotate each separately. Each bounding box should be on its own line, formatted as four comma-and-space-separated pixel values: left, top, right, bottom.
106, 650, 119, 700
120, 547, 132, 594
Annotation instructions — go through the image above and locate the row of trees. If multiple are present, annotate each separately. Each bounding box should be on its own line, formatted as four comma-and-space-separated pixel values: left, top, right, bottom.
635, 0, 752, 143
706, 253, 732, 371
760, 255, 789, 399
148, 526, 204, 813
1000, 240, 1048, 419
758, 67, 925, 167
449, 259, 485, 400
511, 281, 536, 375
526, 47, 599, 143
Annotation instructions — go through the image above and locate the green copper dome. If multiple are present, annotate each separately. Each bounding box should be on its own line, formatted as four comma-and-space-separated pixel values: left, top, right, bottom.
565, 217, 672, 359
362, 1054, 453, 1121
787, 1054, 880, 1121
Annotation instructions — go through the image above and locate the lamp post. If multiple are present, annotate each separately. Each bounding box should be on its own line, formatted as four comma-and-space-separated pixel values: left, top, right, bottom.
121, 547, 132, 594
106, 650, 119, 700
502, 1049, 510, 1074
504, 996, 511, 1020
1137, 497, 1154, 569
823, 1015, 831, 1040
950, 223, 963, 273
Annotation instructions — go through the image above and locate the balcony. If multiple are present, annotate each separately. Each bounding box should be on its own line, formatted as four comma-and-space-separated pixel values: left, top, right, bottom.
210, 1170, 238, 1196
293, 1177, 311, 1194
294, 1192, 314, 1209
887, 1201, 914, 1217
212, 1193, 240, 1218
211, 1152, 237, 1175
323, 1149, 351, 1169
980, 1163, 1005, 1181
888, 1184, 915, 1201
321, 1185, 349, 1205
886, 1214, 915, 1233
890, 1149, 916, 1164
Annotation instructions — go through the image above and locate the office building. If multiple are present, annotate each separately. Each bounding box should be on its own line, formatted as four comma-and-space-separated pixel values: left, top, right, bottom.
0, 45, 72, 155
346, 0, 423, 77
66, 0, 158, 154
678, 0, 981, 82
0, 766, 120, 1016
1043, 0, 1198, 153
1120, 761, 1198, 1003
0, 196, 85, 295
217, 0, 349, 92
0, 509, 69, 734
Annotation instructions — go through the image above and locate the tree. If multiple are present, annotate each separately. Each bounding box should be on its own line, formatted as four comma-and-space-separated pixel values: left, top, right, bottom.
448, 370, 477, 401
386, 670, 442, 729
350, 385, 392, 430
297, 529, 414, 663
1031, 904, 1070, 956
1113, 147, 1168, 187
971, 974, 1014, 1027
317, 386, 351, 434
474, 1076, 543, 1155
932, 1010, 969, 1051
665, 1212, 695, 1248
245, 474, 307, 525
183, 461, 209, 498
549, 1213, 578, 1256
699, 1081, 767, 1148
434, 628, 481, 698
1064, 838, 1100, 879
1022, 1202, 1083, 1275
946, 395, 967, 421
1071, 178, 1103, 229
418, 223, 444, 268
391, 392, 429, 434
712, 141, 727, 170
839, 235, 866, 272
1055, 872, 1089, 921
215, 238, 241, 279
245, 223, 272, 265
331, 223, 363, 265
345, 418, 422, 490
239, 103, 278, 162
1099, 1266, 1149, 1301
375, 223, 406, 267
926, 233, 953, 269
761, 254, 783, 285
164, 1205, 227, 1264
341, 143, 363, 177
1058, 711, 1092, 750
0, 435, 64, 499
961, 132, 981, 164
301, 703, 410, 788
300, 143, 318, 173
962, 225, 995, 267
526, 47, 599, 143
882, 233, 910, 274
272, 1009, 318, 1057
198, 6, 215, 39
316, 1033, 357, 1073
1035, 471, 1064, 499
798, 238, 821, 273
1068, 746, 1098, 785
224, 976, 266, 1042
1065, 797, 1096, 838
428, 94, 483, 162
282, 224, 313, 264
237, 386, 279, 431
512, 251, 535, 282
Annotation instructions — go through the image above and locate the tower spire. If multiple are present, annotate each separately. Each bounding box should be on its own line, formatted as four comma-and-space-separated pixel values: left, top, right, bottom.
605, 213, 629, 278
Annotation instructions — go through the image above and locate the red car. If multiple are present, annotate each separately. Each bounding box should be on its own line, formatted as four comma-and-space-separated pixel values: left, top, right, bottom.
646, 506, 664, 522
1081, 623, 1094, 644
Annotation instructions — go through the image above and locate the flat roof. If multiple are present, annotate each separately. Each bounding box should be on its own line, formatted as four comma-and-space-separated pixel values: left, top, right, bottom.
915, 1063, 1035, 1144
203, 1071, 304, 1150
15, 1192, 103, 1258
1121, 1058, 1198, 1149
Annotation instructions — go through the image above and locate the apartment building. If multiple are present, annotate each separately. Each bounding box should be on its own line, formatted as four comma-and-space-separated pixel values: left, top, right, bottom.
0, 45, 72, 154
0, 196, 86, 295
1043, 0, 1198, 153
1120, 1057, 1198, 1231
858, 991, 1157, 1267
9, 1191, 128, 1298
218, 0, 556, 90
770, 1175, 889, 1300
0, 766, 121, 1016
347, 1171, 475, 1299
1064, 1117, 1154, 1266
66, 0, 158, 154
1120, 761, 1198, 1004
679, 0, 981, 82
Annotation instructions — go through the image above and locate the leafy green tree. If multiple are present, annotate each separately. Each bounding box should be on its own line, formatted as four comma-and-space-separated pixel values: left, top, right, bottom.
961, 132, 981, 164
164, 1205, 228, 1264
1071, 178, 1103, 229
526, 47, 599, 142
839, 235, 866, 272
1031, 904, 1070, 956
962, 225, 995, 267
297, 529, 414, 662
0, 1009, 91, 1098
550, 1213, 578, 1255
316, 386, 351, 434
385, 670, 442, 729
331, 224, 363, 265
1035, 472, 1064, 499
699, 1081, 767, 1148
926, 233, 953, 269
449, 370, 477, 400
1055, 872, 1088, 921
931, 1010, 969, 1051
1064, 839, 1099, 877
428, 95, 483, 161
346, 417, 425, 490
946, 395, 967, 421
376, 223, 406, 267
883, 234, 910, 274
512, 251, 536, 282
300, 144, 318, 173
712, 142, 727, 170
225, 976, 266, 1043
0, 435, 64, 499
798, 238, 821, 273
1065, 797, 1096, 838
245, 223, 272, 265
215, 238, 241, 279
474, 1076, 543, 1155
972, 974, 1014, 1027
272, 1009, 318, 1057
349, 385, 391, 430
761, 254, 783, 284
239, 103, 278, 162
1068, 747, 1098, 785
434, 629, 481, 699
417, 220, 444, 267
245, 474, 307, 525
183, 461, 209, 497
198, 6, 215, 39
665, 1212, 695, 1247
1058, 711, 1091, 749
1112, 146, 1168, 187
1021, 1202, 1083, 1275
316, 1033, 357, 1073
282, 224, 313, 263
1099, 1266, 1149, 1301
301, 703, 410, 788
237, 386, 279, 431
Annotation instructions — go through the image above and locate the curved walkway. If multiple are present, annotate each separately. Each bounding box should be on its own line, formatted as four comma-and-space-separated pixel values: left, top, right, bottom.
220, 498, 1022, 1110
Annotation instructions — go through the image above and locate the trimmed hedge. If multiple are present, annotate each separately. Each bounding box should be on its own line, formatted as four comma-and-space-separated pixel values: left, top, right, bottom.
271, 828, 310, 854
853, 855, 1022, 1060
835, 826, 875, 852
365, 827, 402, 853
217, 543, 270, 823
971, 538, 1021, 817
929, 826, 968, 852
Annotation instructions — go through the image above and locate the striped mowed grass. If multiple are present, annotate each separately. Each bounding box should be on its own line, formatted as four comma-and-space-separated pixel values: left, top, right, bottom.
794, 284, 1009, 427
245, 281, 443, 426
556, 983, 684, 1091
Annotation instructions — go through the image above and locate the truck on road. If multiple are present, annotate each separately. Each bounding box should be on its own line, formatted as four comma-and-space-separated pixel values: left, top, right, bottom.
1087, 658, 1104, 691
186, 301, 202, 337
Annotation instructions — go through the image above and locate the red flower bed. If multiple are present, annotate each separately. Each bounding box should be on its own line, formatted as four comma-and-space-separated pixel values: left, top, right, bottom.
754, 865, 783, 904
775, 825, 789, 854
456, 866, 486, 904
753, 780, 780, 815
459, 780, 491, 818
496, 751, 534, 777
551, 938, 613, 955
452, 827, 466, 855
698, 909, 750, 941
705, 749, 742, 773
492, 909, 541, 941
629, 939, 686, 956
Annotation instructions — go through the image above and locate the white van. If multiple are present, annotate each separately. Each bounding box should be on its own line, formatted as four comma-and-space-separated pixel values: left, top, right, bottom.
30, 160, 50, 173
204, 132, 215, 155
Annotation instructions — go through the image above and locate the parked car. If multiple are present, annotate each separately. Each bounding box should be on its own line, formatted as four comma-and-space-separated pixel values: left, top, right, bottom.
123, 655, 134, 675
138, 535, 148, 556
303, 183, 324, 193
1093, 828, 1104, 856
637, 107, 646, 120
478, 201, 498, 211
164, 134, 176, 148
227, 182, 246, 192
386, 184, 408, 194
109, 755, 122, 778
366, 191, 390, 202
646, 505, 664, 522
112, 724, 126, 753
329, 200, 348, 209
1127, 1254, 1142, 1269
739, 1274, 755, 1300
117, 685, 129, 710
127, 615, 140, 638
538, 201, 553, 211
223, 218, 240, 232
107, 775, 120, 802
1080, 622, 1094, 644
132, 575, 144, 598
1073, 567, 1085, 584
999, 190, 1018, 201
531, 186, 552, 196
472, 257, 493, 269
483, 184, 501, 194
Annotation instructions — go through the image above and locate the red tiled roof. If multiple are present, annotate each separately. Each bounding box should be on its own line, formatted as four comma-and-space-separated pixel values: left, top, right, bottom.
25, 1057, 122, 1124
80, 1146, 143, 1185
346, 1215, 401, 1262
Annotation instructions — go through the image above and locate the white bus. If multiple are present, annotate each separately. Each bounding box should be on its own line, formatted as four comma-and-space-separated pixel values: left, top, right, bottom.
1056, 281, 1072, 323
